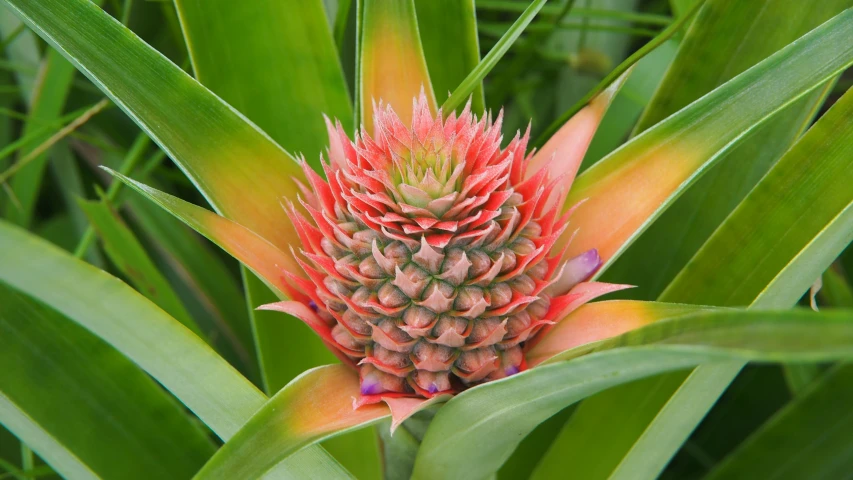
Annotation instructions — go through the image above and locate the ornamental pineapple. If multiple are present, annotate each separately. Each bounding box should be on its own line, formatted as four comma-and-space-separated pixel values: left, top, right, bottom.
284, 94, 599, 399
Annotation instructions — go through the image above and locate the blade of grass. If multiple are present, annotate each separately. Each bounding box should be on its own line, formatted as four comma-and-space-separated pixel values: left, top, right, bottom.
415, 0, 483, 112
441, 0, 546, 114
72, 132, 149, 258
49, 141, 104, 265
0, 98, 109, 185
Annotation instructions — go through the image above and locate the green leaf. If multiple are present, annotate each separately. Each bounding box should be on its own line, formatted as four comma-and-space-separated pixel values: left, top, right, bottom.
581, 39, 678, 168
415, 0, 483, 113
662, 89, 853, 308
541, 65, 853, 480
0, 218, 263, 439
2, 49, 75, 227
173, 0, 352, 163
0, 219, 346, 479
0, 283, 215, 479
0, 13, 38, 104
77, 198, 203, 337
411, 308, 853, 480
105, 169, 298, 298
561, 6, 853, 269
705, 363, 853, 479
441, 0, 546, 114
1, 0, 307, 254
51, 141, 104, 265
603, 0, 849, 300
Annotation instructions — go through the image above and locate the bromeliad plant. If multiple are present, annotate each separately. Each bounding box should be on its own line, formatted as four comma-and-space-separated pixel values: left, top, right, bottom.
1, 0, 853, 479
265, 92, 633, 402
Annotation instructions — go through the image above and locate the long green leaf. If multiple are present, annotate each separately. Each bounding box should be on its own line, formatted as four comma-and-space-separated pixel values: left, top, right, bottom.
173, 0, 352, 163
1, 0, 307, 254
0, 220, 345, 476
0, 284, 214, 479
561, 7, 853, 268
543, 73, 853, 480
705, 364, 853, 479
409, 308, 853, 479
2, 48, 74, 226
441, 0, 546, 114
415, 0, 483, 113
603, 0, 849, 299
0, 219, 262, 438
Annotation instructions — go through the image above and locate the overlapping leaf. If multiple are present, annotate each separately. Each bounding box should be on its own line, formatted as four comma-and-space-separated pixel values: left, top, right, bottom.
1, 0, 306, 255
542, 60, 853, 480
562, 7, 853, 267
0, 285, 214, 479
410, 308, 853, 479
0, 220, 346, 476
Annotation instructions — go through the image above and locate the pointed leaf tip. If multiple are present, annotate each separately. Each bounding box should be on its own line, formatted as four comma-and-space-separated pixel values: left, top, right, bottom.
383, 394, 451, 434
104, 170, 303, 299
527, 69, 631, 184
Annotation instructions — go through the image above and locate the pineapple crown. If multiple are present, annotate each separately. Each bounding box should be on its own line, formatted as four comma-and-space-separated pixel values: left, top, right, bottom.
281, 93, 602, 401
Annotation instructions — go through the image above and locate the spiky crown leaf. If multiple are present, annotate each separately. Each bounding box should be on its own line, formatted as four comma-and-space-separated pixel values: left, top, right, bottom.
283, 94, 598, 400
